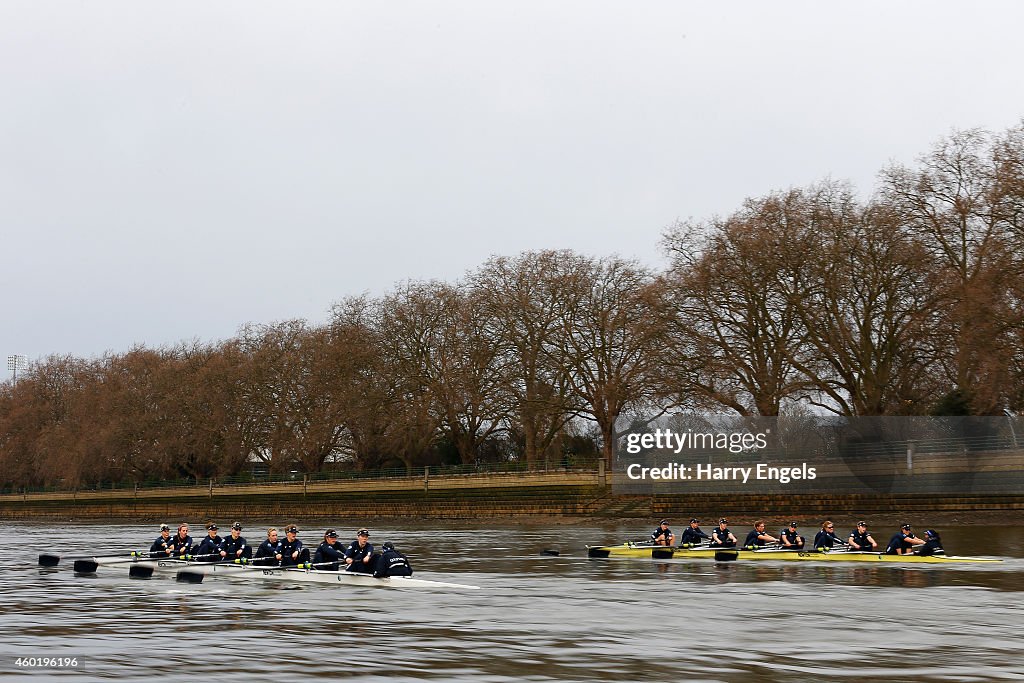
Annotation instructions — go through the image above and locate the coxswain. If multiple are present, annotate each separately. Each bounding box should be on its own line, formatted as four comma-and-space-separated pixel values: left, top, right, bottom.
222, 522, 251, 561
171, 523, 193, 559
253, 527, 284, 566
918, 529, 944, 556
651, 520, 674, 546
194, 523, 224, 562
373, 541, 413, 578
779, 521, 805, 550
709, 518, 738, 548
813, 521, 844, 549
344, 528, 376, 573
149, 524, 174, 558
280, 525, 309, 567
679, 518, 711, 546
313, 529, 346, 571
885, 523, 925, 555
847, 521, 878, 552
744, 520, 779, 547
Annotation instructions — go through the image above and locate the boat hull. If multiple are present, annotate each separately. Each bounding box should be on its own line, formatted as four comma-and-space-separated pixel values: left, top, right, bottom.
186, 565, 481, 589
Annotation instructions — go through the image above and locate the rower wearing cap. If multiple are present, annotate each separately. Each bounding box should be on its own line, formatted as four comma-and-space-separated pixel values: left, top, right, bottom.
149, 524, 174, 558
373, 542, 413, 578
313, 529, 346, 570
709, 518, 738, 547
885, 523, 926, 555
171, 523, 193, 559
194, 523, 224, 562
918, 529, 944, 556
344, 528, 376, 574
679, 518, 711, 546
254, 527, 284, 566
813, 520, 844, 549
651, 520, 674, 546
779, 521, 805, 550
744, 520, 779, 548
222, 522, 251, 561
279, 525, 309, 567
847, 521, 878, 552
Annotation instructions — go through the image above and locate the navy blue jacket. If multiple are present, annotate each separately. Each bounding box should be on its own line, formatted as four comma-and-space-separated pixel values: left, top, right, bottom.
373, 549, 413, 578
222, 534, 251, 561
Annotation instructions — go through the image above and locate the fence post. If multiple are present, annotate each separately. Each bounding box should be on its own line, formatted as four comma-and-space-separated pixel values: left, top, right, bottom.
906, 441, 915, 472
209, 478, 213, 499
599, 459, 606, 487
424, 466, 429, 492
134, 483, 138, 500
303, 474, 308, 498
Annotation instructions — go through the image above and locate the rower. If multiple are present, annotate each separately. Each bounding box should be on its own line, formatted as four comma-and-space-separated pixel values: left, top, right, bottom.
194, 523, 223, 562
651, 519, 674, 546
253, 527, 284, 566
149, 524, 174, 558
679, 518, 710, 546
373, 541, 413, 578
918, 529, 944, 556
280, 525, 309, 567
709, 518, 738, 548
314, 529, 346, 570
779, 521, 805, 550
885, 523, 925, 555
813, 520, 844, 549
847, 521, 878, 552
744, 520, 778, 547
222, 522, 251, 561
344, 528, 376, 573
172, 523, 193, 559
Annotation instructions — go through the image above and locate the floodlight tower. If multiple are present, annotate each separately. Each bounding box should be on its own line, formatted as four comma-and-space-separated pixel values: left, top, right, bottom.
7, 355, 28, 384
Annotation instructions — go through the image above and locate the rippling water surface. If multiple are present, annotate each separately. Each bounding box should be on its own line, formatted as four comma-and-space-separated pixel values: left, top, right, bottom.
2, 521, 1023, 682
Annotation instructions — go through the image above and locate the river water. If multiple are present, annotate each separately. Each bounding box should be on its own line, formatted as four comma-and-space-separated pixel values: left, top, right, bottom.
2, 521, 1023, 682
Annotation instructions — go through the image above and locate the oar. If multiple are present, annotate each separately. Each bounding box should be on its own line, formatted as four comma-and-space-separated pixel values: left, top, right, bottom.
128, 554, 227, 579
73, 553, 150, 574
38, 553, 94, 568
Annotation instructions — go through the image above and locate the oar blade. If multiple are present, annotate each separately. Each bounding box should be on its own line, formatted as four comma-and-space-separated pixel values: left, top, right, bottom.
73, 559, 99, 574
176, 570, 205, 584
129, 564, 154, 579
38, 553, 61, 567
587, 547, 611, 559
652, 549, 675, 559
540, 549, 560, 556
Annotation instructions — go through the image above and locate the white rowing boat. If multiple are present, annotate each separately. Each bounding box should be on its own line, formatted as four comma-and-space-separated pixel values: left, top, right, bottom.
179, 564, 481, 590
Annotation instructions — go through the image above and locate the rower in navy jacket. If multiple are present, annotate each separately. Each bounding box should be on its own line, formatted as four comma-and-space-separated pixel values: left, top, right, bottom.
194, 523, 224, 562
813, 521, 844, 549
651, 520, 674, 546
744, 520, 779, 547
313, 529, 346, 570
279, 525, 309, 567
885, 523, 926, 555
918, 529, 944, 556
171, 523, 193, 559
847, 521, 878, 552
679, 519, 711, 545
709, 519, 738, 548
779, 521, 805, 550
344, 528, 376, 573
222, 522, 251, 562
373, 542, 412, 578
253, 528, 284, 566
149, 524, 175, 558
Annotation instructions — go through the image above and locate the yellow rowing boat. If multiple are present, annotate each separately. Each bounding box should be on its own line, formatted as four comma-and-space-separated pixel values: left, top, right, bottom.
585, 543, 1002, 564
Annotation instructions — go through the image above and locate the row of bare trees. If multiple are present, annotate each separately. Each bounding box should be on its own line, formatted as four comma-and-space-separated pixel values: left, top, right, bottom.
2, 123, 1023, 489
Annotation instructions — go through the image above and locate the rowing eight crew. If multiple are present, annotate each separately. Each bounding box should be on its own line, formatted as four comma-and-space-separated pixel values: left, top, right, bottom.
651, 519, 945, 556
149, 523, 413, 577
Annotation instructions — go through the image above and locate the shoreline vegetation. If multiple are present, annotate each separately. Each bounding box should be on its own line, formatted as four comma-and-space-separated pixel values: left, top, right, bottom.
3, 123, 1024, 495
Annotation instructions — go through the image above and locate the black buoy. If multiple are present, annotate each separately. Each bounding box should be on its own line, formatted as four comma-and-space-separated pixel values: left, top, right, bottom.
540, 549, 560, 556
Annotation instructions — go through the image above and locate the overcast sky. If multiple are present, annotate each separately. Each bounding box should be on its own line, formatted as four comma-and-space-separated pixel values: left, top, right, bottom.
2, 1, 1023, 369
